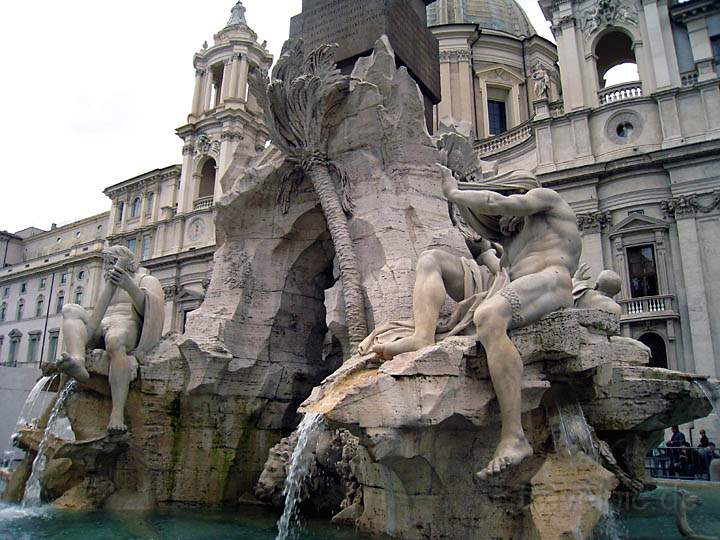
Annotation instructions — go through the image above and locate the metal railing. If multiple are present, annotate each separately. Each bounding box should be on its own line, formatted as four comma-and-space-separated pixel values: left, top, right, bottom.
476, 123, 533, 157
598, 81, 643, 105
646, 446, 719, 481
193, 197, 214, 211
619, 294, 674, 316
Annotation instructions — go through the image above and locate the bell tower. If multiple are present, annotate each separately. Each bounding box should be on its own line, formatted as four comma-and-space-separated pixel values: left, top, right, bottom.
176, 1, 273, 215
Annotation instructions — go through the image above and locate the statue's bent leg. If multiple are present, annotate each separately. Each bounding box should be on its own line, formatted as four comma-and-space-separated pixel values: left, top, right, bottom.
104, 322, 139, 434
474, 268, 573, 480
373, 249, 466, 360
57, 304, 91, 382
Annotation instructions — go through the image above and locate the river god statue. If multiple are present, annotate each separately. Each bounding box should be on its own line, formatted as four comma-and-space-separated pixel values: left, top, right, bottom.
57, 245, 164, 433
361, 165, 581, 480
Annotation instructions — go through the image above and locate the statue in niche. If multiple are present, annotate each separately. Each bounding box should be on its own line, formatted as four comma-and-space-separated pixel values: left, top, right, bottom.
532, 61, 550, 100
57, 246, 164, 434
361, 165, 582, 479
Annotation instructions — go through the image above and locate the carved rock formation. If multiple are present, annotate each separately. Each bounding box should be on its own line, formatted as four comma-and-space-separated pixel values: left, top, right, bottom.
298, 309, 710, 540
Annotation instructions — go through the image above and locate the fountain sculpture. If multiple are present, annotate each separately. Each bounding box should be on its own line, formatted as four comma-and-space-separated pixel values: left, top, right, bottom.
1, 36, 716, 540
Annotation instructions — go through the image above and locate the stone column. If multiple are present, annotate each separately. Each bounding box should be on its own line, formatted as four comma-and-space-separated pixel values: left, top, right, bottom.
190, 69, 204, 118
687, 17, 716, 81
674, 213, 714, 375
177, 143, 195, 214
139, 190, 149, 226
438, 51, 453, 121
554, 17, 585, 110
120, 194, 130, 232
229, 54, 240, 98
577, 211, 610, 277
108, 202, 118, 236
220, 59, 233, 103
151, 182, 161, 223
642, 0, 673, 89
456, 50, 474, 126
237, 54, 249, 101
203, 70, 214, 112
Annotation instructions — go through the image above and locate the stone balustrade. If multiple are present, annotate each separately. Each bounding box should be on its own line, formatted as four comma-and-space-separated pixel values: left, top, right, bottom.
681, 70, 699, 87
193, 196, 214, 211
476, 123, 533, 156
598, 81, 643, 105
619, 294, 675, 316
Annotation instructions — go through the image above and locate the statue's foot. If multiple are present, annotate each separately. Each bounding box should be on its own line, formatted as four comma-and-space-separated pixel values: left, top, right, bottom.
372, 336, 434, 361
57, 353, 90, 382
107, 412, 128, 435
476, 435, 533, 480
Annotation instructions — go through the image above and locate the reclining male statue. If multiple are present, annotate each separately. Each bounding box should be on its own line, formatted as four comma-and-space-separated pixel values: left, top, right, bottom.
57, 245, 164, 434
360, 165, 581, 480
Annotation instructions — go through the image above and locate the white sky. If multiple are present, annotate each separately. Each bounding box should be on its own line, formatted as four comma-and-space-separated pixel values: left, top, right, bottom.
0, 0, 554, 233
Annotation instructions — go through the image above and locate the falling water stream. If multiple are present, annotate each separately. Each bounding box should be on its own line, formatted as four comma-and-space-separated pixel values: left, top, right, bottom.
276, 412, 324, 540
22, 379, 77, 507
695, 378, 720, 419
548, 388, 625, 540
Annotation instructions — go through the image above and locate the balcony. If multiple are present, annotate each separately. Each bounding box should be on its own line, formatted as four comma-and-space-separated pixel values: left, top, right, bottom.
476, 122, 533, 157
193, 197, 214, 211
619, 294, 678, 320
598, 81, 643, 105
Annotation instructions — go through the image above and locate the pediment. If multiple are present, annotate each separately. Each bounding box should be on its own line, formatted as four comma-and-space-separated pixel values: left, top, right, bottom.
610, 214, 668, 236
8, 329, 22, 338
176, 289, 205, 302
475, 65, 524, 83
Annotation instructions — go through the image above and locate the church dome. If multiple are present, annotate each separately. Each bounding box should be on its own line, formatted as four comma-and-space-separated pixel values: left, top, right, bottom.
427, 0, 536, 37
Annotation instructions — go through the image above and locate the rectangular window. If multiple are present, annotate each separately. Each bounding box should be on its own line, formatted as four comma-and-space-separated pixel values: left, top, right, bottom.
627, 244, 660, 298
20, 283, 27, 294
488, 100, 508, 135
2, 287, 8, 297
56, 294, 65, 314
127, 238, 137, 255
39, 278, 47, 289
27, 335, 39, 363
60, 273, 67, 285
712, 36, 720, 75
8, 338, 19, 367
48, 332, 59, 362
141, 236, 152, 261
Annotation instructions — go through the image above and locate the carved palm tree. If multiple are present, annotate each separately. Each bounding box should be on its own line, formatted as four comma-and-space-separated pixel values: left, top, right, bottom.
249, 39, 367, 348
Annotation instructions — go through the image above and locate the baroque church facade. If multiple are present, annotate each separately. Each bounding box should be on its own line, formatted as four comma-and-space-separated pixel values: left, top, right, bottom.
430, 0, 720, 382
1, 0, 719, 435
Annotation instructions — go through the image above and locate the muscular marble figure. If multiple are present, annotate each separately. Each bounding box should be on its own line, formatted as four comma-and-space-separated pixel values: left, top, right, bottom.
372, 165, 581, 479
57, 246, 164, 433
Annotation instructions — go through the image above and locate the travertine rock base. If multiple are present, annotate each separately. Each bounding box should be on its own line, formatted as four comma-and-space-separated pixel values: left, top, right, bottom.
296, 309, 710, 539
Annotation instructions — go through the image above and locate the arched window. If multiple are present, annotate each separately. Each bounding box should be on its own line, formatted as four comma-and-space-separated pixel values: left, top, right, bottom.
56, 291, 65, 314
198, 158, 217, 200
78, 270, 86, 281
130, 197, 141, 218
146, 192, 155, 216
595, 31, 640, 90
0, 303, 6, 322
16, 300, 24, 320
74, 288, 83, 306
35, 296, 45, 318
639, 333, 668, 369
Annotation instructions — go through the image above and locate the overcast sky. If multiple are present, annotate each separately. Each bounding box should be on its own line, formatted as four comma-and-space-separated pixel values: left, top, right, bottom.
0, 0, 553, 233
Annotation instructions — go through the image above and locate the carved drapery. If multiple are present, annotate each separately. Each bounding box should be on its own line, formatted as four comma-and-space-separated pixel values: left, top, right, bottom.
579, 0, 638, 37
577, 211, 613, 234
661, 191, 720, 218
439, 49, 471, 63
